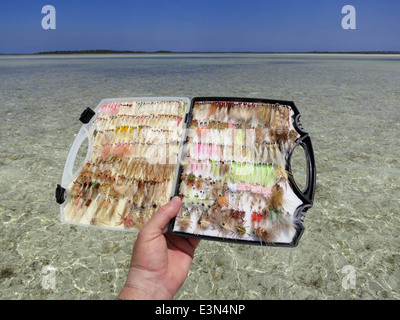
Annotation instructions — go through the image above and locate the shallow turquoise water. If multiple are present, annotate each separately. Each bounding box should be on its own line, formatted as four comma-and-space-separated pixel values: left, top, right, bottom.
0, 53, 399, 299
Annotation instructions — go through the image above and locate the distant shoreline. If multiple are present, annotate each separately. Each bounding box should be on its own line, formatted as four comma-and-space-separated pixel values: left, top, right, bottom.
1, 49, 399, 55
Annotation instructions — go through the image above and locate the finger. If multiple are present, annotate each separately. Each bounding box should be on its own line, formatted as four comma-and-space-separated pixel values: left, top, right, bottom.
143, 196, 182, 236
187, 237, 201, 249
165, 232, 201, 257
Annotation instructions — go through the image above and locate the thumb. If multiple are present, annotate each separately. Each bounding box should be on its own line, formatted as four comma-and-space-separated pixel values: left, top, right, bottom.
142, 196, 182, 236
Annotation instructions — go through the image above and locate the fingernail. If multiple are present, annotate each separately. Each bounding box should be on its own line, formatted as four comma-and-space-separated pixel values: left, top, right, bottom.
170, 196, 181, 206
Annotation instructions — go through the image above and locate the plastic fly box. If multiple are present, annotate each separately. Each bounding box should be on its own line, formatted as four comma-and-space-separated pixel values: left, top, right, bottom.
56, 97, 191, 231
56, 97, 316, 247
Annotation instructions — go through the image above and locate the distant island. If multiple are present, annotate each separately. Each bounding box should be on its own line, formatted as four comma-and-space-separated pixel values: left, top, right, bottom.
35, 49, 174, 54
35, 50, 400, 55
0, 50, 399, 55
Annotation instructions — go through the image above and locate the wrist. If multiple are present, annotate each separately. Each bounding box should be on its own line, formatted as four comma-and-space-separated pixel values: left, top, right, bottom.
117, 284, 153, 300
117, 266, 172, 300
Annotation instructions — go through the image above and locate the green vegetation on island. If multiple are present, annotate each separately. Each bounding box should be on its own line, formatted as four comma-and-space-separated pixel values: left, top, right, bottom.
0, 50, 399, 55
34, 49, 174, 54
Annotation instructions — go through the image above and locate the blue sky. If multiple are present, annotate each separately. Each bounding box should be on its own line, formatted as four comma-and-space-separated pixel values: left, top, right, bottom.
0, 0, 399, 53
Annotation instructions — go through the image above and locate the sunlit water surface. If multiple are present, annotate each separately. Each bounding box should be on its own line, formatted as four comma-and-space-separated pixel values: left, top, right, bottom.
0, 53, 399, 299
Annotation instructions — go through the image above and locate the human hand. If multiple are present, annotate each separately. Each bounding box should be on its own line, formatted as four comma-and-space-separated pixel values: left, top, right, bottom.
117, 196, 200, 300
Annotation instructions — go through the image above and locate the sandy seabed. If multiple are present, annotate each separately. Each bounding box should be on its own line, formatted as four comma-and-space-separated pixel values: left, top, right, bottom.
0, 53, 399, 299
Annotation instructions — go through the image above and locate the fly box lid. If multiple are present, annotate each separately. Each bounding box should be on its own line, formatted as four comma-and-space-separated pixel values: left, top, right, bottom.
169, 97, 316, 247
56, 96, 316, 247
56, 97, 191, 232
